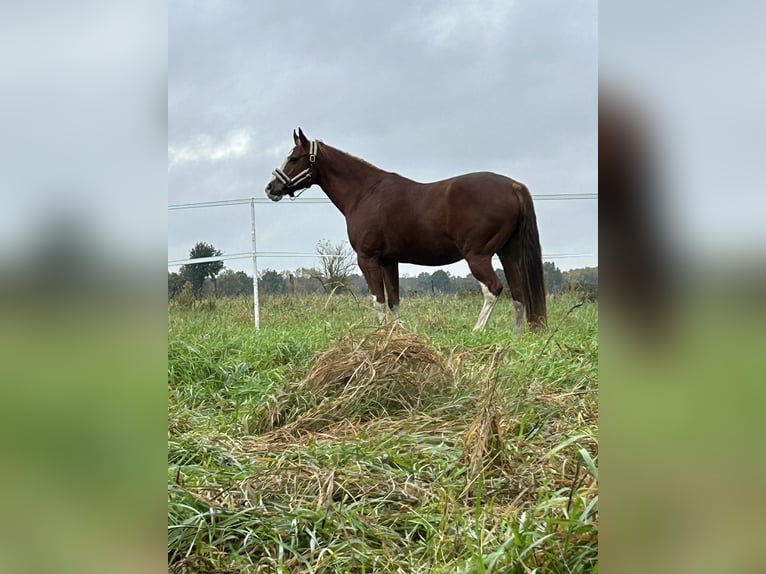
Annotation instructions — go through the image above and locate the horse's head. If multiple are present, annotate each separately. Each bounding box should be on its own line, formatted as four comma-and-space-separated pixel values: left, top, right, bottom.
265, 128, 318, 201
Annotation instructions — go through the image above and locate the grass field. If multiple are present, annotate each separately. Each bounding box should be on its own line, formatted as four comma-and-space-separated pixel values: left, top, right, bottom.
168, 292, 598, 573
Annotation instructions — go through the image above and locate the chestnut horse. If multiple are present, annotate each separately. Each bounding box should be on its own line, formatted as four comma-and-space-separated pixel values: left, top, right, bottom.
266, 129, 547, 332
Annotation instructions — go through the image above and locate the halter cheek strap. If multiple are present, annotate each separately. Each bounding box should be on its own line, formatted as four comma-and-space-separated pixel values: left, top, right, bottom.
272, 140, 318, 191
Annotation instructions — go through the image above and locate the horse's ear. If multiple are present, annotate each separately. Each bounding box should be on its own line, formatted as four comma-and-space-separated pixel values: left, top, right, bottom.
297, 127, 309, 146
293, 129, 299, 144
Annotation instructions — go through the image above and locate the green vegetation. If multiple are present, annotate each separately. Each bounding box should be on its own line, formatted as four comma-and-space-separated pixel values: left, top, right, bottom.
169, 251, 598, 300
168, 292, 598, 573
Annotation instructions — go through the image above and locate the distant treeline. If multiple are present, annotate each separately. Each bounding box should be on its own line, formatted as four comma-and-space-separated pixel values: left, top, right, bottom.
168, 261, 597, 300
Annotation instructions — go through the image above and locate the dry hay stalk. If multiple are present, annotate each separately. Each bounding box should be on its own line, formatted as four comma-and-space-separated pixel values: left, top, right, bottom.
182, 459, 434, 516
265, 324, 453, 434
460, 347, 512, 496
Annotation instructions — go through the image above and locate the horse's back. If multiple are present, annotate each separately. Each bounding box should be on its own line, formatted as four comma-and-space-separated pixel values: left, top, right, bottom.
443, 171, 526, 194
436, 171, 525, 221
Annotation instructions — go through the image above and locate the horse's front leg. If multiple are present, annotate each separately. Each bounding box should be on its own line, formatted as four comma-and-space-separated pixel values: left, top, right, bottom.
357, 255, 387, 323
381, 262, 400, 321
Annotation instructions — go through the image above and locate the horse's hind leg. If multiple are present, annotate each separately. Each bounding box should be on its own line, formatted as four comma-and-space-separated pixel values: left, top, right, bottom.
498, 242, 526, 334
358, 255, 387, 323
465, 255, 503, 331
382, 262, 400, 320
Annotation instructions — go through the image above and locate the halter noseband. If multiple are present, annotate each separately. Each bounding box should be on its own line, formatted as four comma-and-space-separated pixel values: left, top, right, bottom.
272, 140, 318, 196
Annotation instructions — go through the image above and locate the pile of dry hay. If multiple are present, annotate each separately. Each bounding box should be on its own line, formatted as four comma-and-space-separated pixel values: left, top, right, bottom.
259, 324, 454, 434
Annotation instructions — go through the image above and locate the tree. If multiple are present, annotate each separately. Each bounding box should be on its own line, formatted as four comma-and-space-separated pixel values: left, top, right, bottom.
347, 273, 369, 295
314, 239, 357, 293
217, 269, 252, 297
415, 272, 433, 295
453, 274, 481, 294
430, 269, 454, 294
543, 261, 564, 294
564, 266, 598, 293
260, 269, 286, 294
179, 242, 225, 297
292, 267, 324, 294
168, 271, 184, 300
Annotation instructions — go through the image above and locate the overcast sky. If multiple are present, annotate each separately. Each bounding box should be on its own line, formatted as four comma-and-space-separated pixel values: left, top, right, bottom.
168, 0, 598, 277
599, 2, 766, 267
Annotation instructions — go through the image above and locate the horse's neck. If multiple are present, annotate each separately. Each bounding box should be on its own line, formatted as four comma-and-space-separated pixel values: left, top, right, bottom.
318, 145, 385, 214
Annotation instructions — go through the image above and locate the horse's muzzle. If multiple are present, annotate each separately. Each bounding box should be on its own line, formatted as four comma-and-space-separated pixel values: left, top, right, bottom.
265, 182, 284, 202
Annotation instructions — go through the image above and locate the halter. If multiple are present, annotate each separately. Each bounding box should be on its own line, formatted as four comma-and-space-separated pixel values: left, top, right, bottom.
272, 140, 318, 197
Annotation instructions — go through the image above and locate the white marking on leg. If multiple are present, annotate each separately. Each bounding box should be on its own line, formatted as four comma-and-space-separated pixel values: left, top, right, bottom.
372, 295, 386, 323
513, 299, 525, 334
391, 304, 402, 326
473, 283, 498, 331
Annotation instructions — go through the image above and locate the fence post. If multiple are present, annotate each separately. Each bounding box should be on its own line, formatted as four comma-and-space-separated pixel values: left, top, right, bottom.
250, 198, 260, 329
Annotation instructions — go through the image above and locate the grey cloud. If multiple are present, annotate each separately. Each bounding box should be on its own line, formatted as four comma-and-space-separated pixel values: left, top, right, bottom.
169, 0, 597, 273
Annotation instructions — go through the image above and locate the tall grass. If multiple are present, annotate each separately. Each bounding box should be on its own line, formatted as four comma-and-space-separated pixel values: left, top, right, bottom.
168, 292, 598, 573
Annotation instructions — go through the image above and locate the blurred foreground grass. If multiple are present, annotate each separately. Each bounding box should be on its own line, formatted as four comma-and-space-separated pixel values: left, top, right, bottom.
601, 290, 766, 573
0, 303, 166, 574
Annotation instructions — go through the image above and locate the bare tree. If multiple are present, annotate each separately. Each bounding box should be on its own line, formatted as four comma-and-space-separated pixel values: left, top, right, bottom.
313, 239, 357, 294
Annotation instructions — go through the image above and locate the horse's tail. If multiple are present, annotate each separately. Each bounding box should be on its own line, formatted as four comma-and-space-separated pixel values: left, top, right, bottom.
517, 184, 548, 329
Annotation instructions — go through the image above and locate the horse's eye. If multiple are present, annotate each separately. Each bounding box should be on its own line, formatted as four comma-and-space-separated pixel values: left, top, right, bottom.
288, 157, 298, 163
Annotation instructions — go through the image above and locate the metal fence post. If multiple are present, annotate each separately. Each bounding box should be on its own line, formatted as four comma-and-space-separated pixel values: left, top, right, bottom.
250, 198, 260, 329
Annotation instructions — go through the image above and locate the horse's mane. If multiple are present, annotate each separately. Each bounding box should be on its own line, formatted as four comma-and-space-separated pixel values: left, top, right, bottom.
320, 140, 386, 172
